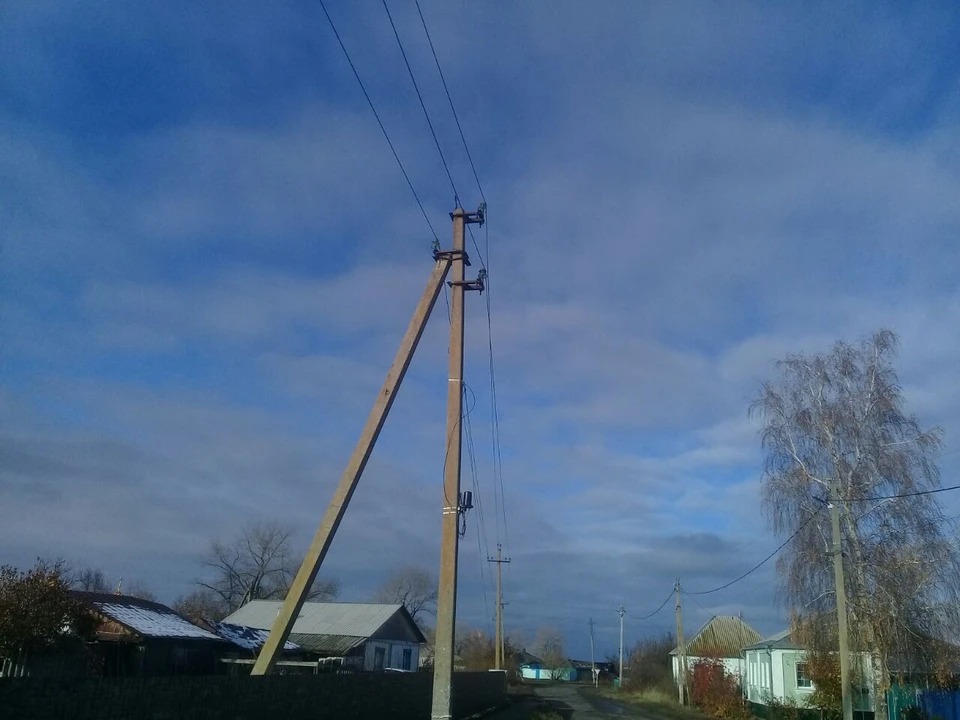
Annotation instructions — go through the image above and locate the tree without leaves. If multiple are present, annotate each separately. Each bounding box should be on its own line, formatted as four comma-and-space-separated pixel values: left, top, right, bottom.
71, 567, 109, 594
372, 566, 438, 625
173, 589, 227, 622
533, 626, 567, 679
623, 632, 676, 693
197, 520, 340, 616
752, 330, 960, 716
458, 628, 496, 671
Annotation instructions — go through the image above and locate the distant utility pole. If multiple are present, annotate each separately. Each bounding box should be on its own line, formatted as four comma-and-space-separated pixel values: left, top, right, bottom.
432, 206, 486, 720
487, 544, 512, 670
589, 618, 597, 687
617, 605, 626, 688
830, 488, 854, 720
675, 580, 688, 706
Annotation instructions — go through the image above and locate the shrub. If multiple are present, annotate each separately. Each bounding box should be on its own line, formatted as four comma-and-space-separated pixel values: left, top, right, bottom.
690, 656, 751, 720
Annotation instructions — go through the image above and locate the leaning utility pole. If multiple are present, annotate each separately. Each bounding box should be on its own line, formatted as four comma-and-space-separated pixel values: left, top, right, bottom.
250, 204, 484, 678
617, 606, 626, 688
675, 580, 688, 706
432, 207, 485, 720
830, 489, 854, 720
487, 544, 512, 670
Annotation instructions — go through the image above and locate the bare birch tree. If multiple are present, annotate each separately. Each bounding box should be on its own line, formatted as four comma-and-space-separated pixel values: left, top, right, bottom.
752, 330, 960, 717
372, 566, 438, 626
197, 520, 340, 615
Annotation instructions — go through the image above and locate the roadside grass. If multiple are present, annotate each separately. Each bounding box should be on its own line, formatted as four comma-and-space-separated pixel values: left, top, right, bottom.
591, 686, 707, 720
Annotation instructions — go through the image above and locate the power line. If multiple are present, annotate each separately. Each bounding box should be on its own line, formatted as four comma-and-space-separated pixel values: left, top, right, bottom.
463, 383, 493, 628
317, 0, 438, 241
381, 0, 460, 206
630, 588, 675, 621
840, 484, 960, 503
414, 0, 486, 205
686, 509, 823, 596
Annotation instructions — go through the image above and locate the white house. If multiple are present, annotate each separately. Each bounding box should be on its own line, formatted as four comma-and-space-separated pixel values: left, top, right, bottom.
671, 615, 762, 683
742, 629, 874, 711
222, 601, 425, 672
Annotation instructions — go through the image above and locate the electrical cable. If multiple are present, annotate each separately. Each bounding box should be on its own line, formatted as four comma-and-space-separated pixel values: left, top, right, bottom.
840, 484, 960, 502
686, 508, 823, 596
630, 589, 675, 621
317, 0, 438, 241
381, 0, 460, 206
414, 0, 486, 205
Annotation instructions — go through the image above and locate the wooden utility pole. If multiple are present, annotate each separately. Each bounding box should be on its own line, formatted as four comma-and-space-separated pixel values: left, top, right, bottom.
617, 606, 626, 688
251, 235, 456, 675
830, 490, 854, 720
488, 544, 512, 670
432, 206, 485, 720
675, 580, 688, 705
589, 618, 597, 687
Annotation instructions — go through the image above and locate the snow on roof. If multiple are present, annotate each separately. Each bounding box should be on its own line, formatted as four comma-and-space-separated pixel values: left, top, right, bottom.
73, 591, 220, 641
206, 620, 299, 652
223, 602, 408, 638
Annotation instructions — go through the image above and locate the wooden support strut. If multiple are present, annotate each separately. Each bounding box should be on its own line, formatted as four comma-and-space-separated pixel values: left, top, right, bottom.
251, 253, 453, 675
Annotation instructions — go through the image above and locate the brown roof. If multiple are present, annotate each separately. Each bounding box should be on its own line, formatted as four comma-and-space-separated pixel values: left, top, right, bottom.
671, 616, 762, 658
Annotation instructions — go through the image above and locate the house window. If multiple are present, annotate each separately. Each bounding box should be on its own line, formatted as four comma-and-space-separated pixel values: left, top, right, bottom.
402, 648, 412, 671
796, 662, 813, 689
374, 646, 386, 670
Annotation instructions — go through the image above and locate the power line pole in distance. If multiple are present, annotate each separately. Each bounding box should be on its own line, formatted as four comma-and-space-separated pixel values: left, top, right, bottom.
617, 605, 626, 689
487, 544, 511, 670
589, 618, 597, 687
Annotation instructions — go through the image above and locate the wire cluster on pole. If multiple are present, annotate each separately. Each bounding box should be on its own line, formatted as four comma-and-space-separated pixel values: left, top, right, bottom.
319, 0, 508, 633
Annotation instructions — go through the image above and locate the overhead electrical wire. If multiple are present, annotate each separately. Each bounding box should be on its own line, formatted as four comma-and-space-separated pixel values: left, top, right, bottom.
630, 588, 675, 621
686, 508, 823, 596
412, 0, 507, 551
381, 0, 460, 206
414, 0, 487, 205
463, 383, 493, 627
839, 484, 960, 503
317, 0, 438, 241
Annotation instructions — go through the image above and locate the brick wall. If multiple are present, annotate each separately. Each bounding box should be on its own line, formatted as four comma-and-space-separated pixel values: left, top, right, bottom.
0, 670, 506, 720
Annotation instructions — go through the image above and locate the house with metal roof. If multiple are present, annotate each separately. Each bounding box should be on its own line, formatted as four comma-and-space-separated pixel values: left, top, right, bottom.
72, 591, 226, 676
742, 629, 876, 711
222, 601, 426, 672
670, 615, 762, 683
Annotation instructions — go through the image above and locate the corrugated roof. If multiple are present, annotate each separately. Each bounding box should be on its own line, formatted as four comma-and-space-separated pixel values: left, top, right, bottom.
223, 601, 406, 638
73, 591, 220, 641
205, 620, 299, 652
671, 616, 762, 657
743, 629, 804, 651
287, 633, 366, 656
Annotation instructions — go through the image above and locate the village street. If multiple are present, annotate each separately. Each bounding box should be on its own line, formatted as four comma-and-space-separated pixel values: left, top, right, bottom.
493, 684, 657, 720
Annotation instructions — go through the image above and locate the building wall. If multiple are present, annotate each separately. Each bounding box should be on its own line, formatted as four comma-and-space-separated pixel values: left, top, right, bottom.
744, 648, 874, 711
672, 655, 746, 682
362, 639, 420, 672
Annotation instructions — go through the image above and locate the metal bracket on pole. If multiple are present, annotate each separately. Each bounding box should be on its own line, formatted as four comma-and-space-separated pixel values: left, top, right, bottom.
450, 268, 486, 294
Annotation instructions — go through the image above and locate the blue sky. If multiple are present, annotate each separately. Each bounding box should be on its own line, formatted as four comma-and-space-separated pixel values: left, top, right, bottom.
3, 1, 960, 660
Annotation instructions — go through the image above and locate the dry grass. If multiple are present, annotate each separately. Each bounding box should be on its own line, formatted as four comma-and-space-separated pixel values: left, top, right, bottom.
594, 686, 706, 720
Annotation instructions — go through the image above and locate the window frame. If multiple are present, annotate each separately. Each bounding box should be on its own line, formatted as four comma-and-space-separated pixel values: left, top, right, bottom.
796, 661, 814, 689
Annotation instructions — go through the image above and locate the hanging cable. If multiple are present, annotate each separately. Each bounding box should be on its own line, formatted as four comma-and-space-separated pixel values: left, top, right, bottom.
381, 0, 460, 206
686, 509, 823, 595
840, 484, 960, 502
414, 0, 486, 205
317, 0, 438, 241
630, 588, 675, 621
